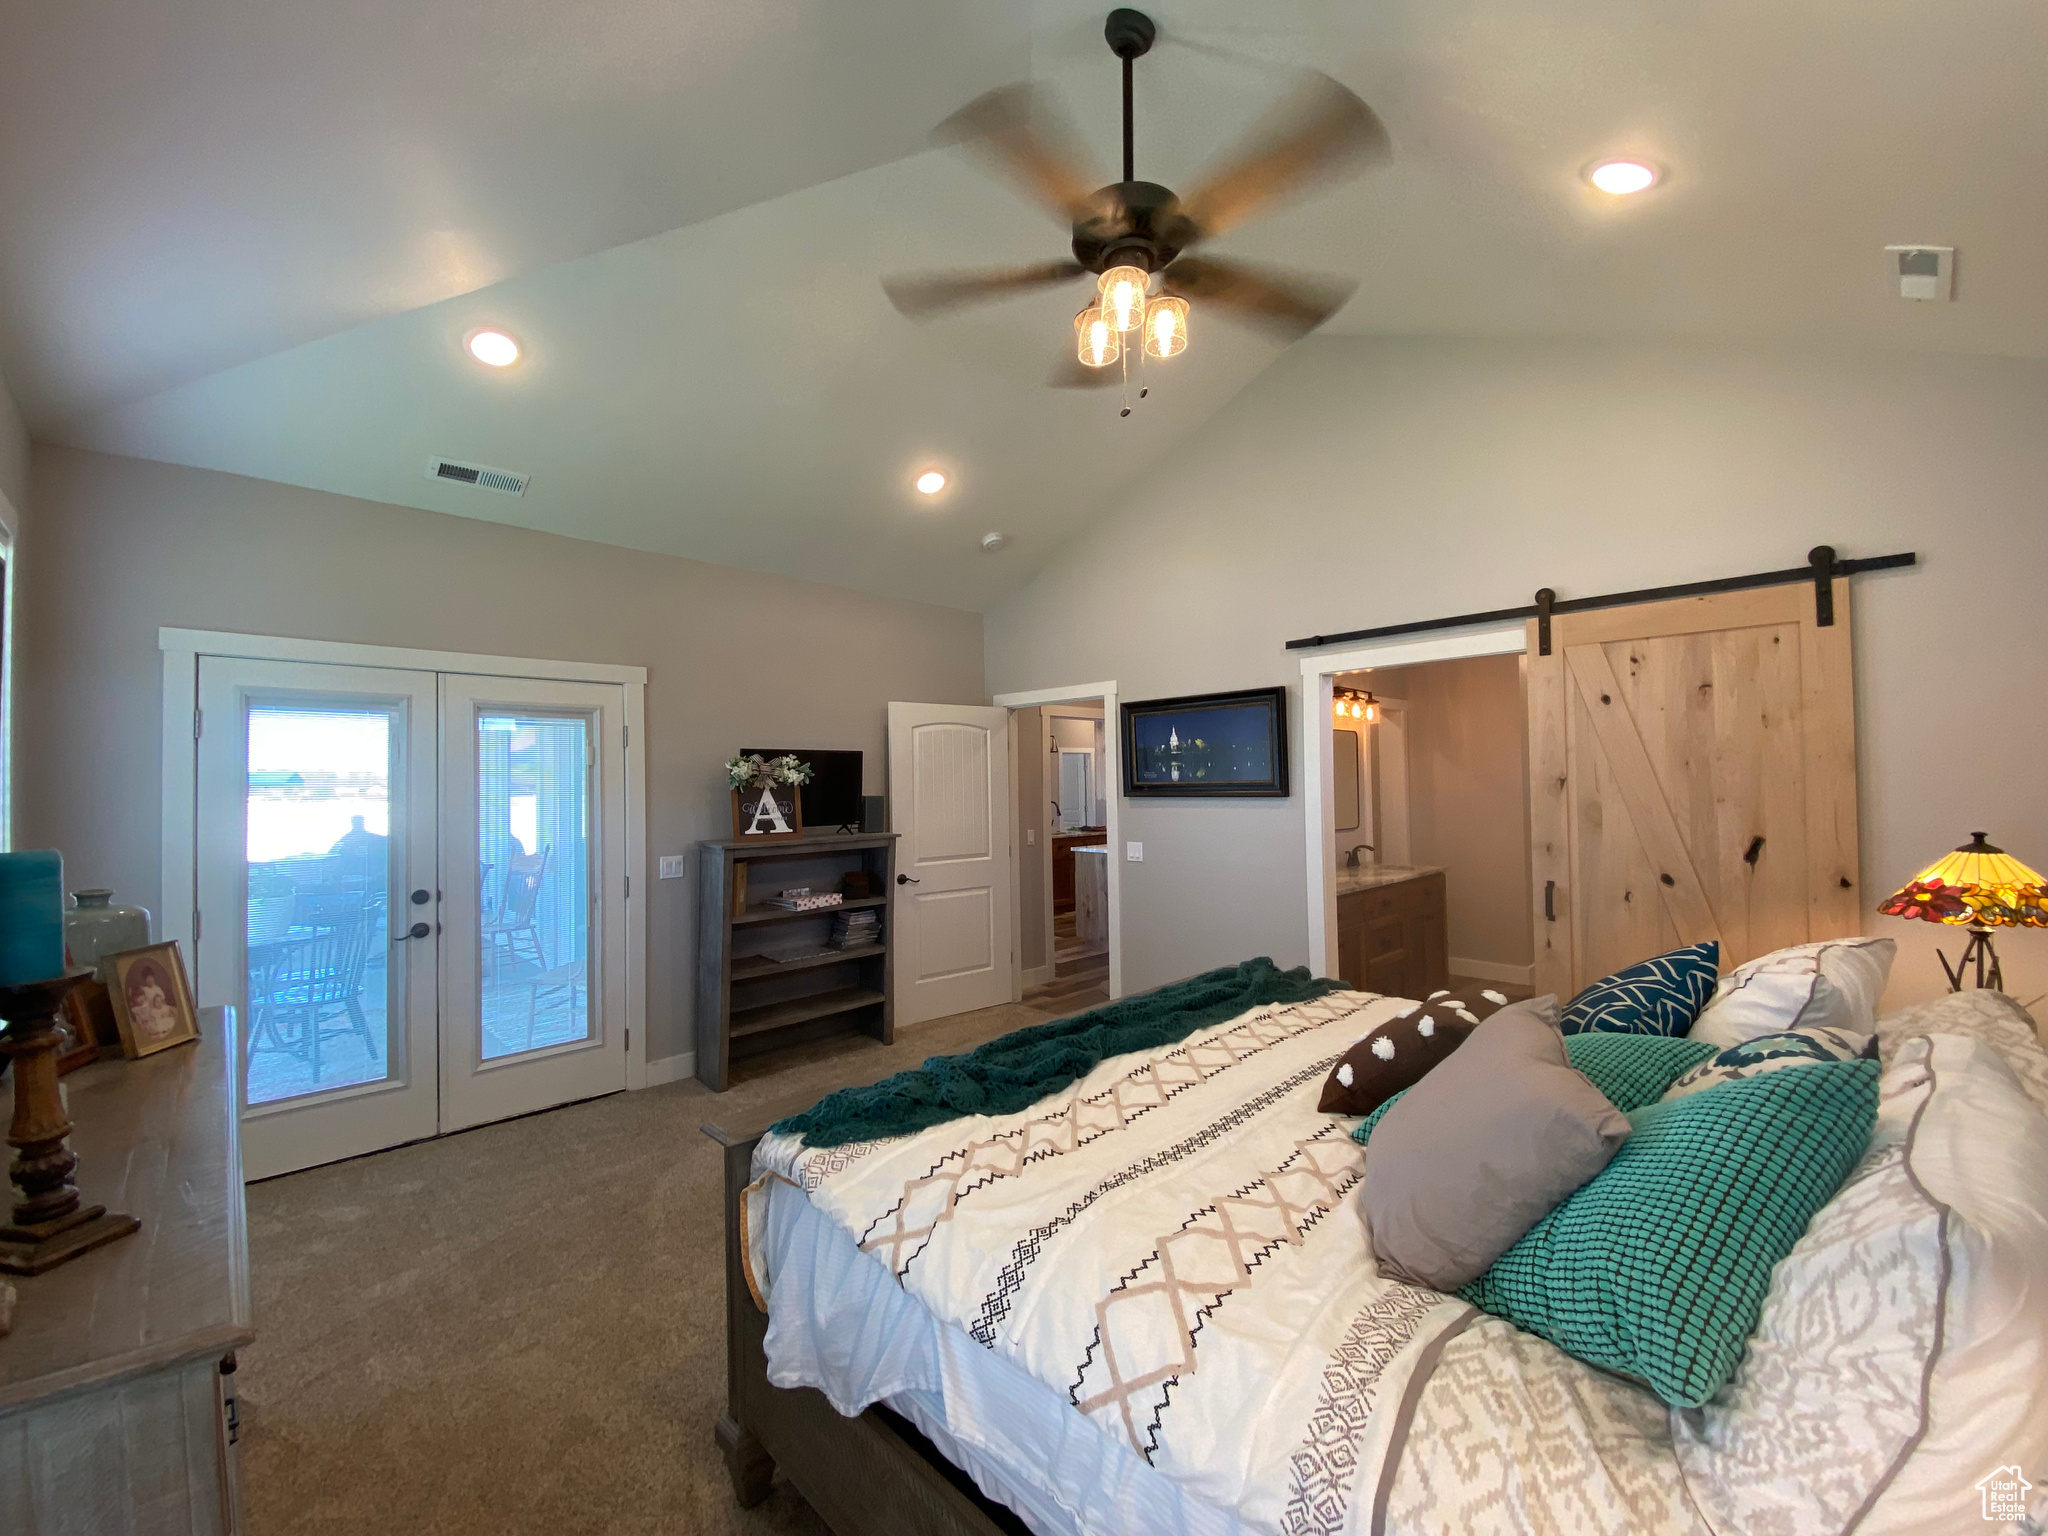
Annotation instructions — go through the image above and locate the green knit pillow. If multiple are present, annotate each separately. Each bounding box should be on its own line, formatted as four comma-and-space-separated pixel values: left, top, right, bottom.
1459, 1060, 1878, 1407
1564, 1033, 1717, 1111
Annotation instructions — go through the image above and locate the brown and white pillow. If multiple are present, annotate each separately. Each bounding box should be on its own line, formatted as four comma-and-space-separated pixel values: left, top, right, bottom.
1318, 982, 1536, 1116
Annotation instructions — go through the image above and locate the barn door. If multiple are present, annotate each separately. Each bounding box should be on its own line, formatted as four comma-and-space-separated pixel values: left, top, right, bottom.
1527, 579, 1859, 997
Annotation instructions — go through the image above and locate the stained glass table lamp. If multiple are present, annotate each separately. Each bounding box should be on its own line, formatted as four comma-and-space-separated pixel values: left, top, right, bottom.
1877, 832, 2047, 991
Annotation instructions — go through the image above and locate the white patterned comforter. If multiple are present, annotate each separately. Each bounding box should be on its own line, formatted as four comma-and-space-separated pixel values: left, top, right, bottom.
746, 987, 2048, 1536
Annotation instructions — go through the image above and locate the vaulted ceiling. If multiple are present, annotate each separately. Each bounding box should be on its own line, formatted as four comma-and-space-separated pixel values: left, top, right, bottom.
5, 0, 2043, 609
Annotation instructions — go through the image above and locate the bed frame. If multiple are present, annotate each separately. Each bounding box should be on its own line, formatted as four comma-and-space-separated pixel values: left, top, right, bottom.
706, 1118, 1030, 1536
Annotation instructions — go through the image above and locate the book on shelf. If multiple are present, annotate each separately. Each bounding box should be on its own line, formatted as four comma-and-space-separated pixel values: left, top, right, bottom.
830, 909, 881, 949
766, 891, 843, 912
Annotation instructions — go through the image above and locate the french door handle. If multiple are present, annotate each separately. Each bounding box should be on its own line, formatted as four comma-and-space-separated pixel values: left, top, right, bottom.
395, 921, 432, 943
897, 874, 920, 885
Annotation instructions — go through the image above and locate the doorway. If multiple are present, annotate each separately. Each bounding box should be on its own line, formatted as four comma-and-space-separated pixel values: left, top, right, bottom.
1302, 579, 1864, 994
1329, 655, 1534, 995
994, 682, 1123, 1010
164, 631, 645, 1179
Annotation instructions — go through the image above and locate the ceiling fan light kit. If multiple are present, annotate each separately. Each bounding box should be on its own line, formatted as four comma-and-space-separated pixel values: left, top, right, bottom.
884, 8, 1384, 417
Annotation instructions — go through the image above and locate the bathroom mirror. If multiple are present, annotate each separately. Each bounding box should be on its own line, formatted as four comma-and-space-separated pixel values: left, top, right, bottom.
1333, 728, 1361, 832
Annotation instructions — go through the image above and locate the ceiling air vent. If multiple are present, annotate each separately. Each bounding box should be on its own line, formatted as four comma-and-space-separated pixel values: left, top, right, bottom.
425, 456, 530, 496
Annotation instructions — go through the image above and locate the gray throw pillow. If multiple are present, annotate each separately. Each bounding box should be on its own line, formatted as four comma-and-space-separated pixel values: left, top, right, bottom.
1359, 995, 1629, 1291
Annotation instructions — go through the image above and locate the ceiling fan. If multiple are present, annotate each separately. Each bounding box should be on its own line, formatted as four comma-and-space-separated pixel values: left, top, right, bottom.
883, 8, 1389, 412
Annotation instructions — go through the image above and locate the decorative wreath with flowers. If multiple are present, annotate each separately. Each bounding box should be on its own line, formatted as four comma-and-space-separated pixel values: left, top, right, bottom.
725, 753, 814, 793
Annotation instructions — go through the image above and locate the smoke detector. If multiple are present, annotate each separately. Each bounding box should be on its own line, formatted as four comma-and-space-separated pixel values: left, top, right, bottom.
981, 532, 1009, 551
1885, 245, 1953, 302
425, 456, 530, 496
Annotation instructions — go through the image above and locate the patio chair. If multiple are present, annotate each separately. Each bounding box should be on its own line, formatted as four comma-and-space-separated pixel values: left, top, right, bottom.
261, 899, 378, 1083
484, 846, 550, 981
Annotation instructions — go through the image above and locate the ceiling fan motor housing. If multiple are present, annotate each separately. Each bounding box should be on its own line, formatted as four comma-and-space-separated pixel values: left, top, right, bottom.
1072, 181, 1192, 272
1104, 9, 1156, 59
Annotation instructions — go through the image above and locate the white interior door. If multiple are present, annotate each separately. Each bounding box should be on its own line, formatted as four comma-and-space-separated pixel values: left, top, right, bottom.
887, 702, 1013, 1026
195, 658, 440, 1179
1058, 750, 1093, 832
439, 675, 628, 1131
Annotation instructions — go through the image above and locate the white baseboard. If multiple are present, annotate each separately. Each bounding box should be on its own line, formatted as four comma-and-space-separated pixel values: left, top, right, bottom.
642, 1051, 698, 1087
1019, 962, 1055, 990
1449, 957, 1536, 987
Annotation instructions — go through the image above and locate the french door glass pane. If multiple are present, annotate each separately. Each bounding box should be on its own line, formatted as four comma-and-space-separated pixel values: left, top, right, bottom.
478, 714, 590, 1060
245, 706, 394, 1105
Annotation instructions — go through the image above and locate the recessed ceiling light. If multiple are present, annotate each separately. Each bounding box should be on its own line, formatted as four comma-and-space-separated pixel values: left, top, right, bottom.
1586, 159, 1659, 195
466, 329, 521, 367
914, 470, 947, 495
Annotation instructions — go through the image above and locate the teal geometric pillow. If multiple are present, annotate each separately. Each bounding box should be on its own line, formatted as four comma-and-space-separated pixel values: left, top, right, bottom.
1560, 941, 1720, 1036
1564, 1033, 1718, 1111
1458, 1059, 1878, 1406
1350, 1088, 1406, 1146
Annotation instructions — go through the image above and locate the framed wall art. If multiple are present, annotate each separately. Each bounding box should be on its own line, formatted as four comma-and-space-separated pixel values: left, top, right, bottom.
1120, 686, 1289, 798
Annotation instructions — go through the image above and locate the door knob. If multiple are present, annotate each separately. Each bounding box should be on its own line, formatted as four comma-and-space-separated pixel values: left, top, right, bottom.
394, 921, 432, 944
897, 874, 920, 885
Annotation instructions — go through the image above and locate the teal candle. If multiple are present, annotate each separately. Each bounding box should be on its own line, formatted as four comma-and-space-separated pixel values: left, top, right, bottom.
0, 849, 66, 988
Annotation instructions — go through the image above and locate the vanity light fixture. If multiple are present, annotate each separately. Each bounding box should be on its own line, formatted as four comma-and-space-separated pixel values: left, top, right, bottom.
915, 470, 948, 495
1334, 689, 1380, 723
465, 329, 521, 367
1585, 159, 1659, 195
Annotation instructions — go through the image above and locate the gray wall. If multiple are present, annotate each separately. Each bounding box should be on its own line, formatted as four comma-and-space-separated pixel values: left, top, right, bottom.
986, 336, 2048, 1012
16, 444, 986, 1066
0, 368, 26, 526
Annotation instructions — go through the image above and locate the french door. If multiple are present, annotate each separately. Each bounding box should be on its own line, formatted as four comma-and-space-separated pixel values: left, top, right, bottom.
194, 657, 628, 1178
439, 675, 627, 1132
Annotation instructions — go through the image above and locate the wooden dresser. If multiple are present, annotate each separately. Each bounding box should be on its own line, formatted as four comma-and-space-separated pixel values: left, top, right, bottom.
0, 1006, 252, 1534
1336, 867, 1450, 999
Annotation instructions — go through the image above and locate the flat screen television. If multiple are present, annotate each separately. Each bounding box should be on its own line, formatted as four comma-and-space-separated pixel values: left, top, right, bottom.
742, 748, 864, 832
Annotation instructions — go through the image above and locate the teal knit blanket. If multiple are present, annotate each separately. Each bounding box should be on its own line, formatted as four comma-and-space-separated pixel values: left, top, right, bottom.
771, 957, 1344, 1149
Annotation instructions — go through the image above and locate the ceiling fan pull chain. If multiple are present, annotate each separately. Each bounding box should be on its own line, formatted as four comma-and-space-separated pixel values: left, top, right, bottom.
1120, 343, 1132, 417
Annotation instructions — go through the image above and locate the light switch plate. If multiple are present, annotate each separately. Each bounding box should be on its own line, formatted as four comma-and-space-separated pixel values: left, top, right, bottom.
1127, 842, 1143, 862
658, 856, 686, 879
1026, 829, 1036, 846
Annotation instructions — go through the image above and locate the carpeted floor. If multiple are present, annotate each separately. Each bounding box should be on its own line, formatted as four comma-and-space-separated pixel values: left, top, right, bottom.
239, 995, 1072, 1536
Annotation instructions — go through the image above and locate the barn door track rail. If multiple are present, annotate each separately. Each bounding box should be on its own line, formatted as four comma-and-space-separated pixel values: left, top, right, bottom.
1284, 546, 1917, 655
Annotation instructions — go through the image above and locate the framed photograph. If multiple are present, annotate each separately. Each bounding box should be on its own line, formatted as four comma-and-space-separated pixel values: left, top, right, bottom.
731, 784, 805, 842
105, 941, 201, 1058
57, 977, 124, 1073
1121, 686, 1290, 798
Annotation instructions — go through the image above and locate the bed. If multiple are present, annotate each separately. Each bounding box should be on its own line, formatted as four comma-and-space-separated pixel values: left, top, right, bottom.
706, 978, 2048, 1536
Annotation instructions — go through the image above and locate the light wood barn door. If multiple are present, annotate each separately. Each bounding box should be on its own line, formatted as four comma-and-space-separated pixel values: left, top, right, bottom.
1527, 580, 1859, 997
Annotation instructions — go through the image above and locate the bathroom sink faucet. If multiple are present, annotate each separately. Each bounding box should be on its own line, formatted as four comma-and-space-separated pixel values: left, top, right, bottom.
1346, 843, 1375, 868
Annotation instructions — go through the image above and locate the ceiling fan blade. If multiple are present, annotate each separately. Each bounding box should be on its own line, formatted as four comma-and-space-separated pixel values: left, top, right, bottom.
1177, 73, 1390, 241
932, 84, 1106, 226
883, 262, 1087, 319
1161, 256, 1357, 340
1048, 349, 1121, 389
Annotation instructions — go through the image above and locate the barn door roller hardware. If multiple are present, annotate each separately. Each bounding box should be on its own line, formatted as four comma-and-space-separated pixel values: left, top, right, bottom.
1286, 547, 1917, 654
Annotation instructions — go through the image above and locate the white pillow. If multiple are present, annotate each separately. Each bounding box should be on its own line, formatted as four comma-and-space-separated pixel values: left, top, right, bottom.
1688, 937, 1895, 1051
1661, 1022, 1869, 1101
1676, 1031, 2048, 1534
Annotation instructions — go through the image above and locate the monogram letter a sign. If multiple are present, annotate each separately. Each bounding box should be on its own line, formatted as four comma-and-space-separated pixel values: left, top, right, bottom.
732, 784, 804, 842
